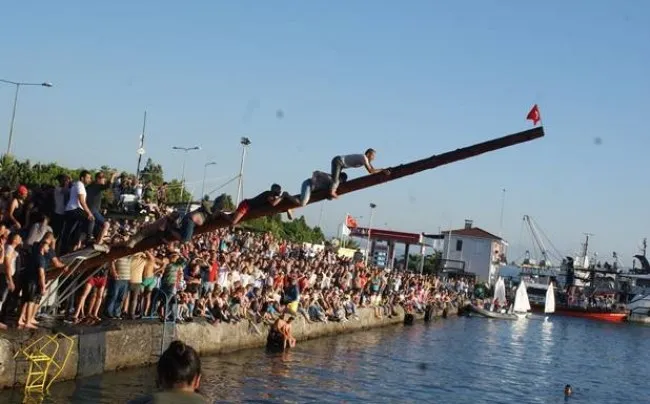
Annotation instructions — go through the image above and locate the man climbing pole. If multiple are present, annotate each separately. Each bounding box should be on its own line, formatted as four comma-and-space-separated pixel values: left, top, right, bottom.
329, 148, 387, 198
229, 184, 293, 225
289, 171, 348, 207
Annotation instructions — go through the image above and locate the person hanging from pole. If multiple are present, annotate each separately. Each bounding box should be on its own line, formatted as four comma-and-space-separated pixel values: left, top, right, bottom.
328, 148, 388, 199
127, 194, 231, 248
287, 171, 348, 208
228, 184, 293, 225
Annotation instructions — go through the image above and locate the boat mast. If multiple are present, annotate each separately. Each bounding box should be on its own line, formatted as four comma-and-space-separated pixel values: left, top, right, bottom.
581, 233, 593, 267
641, 237, 648, 257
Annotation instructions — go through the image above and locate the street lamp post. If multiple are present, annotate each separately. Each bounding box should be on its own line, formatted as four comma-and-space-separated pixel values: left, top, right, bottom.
0, 79, 53, 156
364, 203, 377, 266
201, 161, 217, 200
236, 137, 252, 205
172, 145, 201, 201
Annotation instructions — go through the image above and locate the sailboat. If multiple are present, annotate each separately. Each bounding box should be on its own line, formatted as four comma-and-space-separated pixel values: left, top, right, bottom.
512, 280, 532, 318
544, 282, 556, 320
468, 277, 519, 320
528, 282, 556, 321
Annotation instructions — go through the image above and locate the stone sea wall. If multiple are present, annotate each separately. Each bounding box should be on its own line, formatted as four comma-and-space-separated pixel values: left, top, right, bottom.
0, 303, 458, 390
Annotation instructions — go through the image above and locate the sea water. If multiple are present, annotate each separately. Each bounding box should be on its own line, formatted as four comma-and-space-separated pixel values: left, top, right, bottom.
2, 316, 649, 403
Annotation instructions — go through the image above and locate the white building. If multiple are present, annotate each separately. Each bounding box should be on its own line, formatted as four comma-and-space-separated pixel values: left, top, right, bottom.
442, 220, 508, 284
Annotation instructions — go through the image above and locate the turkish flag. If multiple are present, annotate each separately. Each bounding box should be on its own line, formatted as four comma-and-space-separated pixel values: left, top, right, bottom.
345, 214, 358, 228
526, 104, 541, 126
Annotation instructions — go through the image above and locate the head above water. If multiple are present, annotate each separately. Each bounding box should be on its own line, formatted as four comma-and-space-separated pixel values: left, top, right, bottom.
364, 148, 376, 161
157, 340, 202, 391
564, 385, 572, 396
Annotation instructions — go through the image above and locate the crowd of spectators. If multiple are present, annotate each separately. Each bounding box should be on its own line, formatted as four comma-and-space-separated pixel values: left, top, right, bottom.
0, 171, 473, 331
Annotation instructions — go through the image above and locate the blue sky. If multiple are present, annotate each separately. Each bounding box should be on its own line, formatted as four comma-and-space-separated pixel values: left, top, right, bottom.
1, 1, 648, 265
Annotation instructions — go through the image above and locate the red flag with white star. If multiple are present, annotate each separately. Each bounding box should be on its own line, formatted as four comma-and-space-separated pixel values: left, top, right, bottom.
526, 104, 541, 126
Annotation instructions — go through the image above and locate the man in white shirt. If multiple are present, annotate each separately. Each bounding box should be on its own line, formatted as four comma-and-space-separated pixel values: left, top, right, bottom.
329, 148, 386, 198
61, 170, 94, 254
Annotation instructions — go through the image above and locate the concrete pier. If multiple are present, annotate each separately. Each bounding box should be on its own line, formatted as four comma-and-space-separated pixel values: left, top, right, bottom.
0, 303, 458, 390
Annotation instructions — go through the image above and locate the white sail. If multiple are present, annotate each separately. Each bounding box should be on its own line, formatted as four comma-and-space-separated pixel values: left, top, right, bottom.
544, 283, 556, 314
513, 280, 531, 313
494, 277, 507, 306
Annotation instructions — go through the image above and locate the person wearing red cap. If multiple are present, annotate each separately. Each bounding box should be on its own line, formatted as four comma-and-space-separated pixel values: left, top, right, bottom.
7, 185, 30, 232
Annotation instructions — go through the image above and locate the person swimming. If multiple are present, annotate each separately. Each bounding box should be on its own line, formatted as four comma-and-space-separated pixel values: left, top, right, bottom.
564, 384, 572, 397
129, 340, 206, 403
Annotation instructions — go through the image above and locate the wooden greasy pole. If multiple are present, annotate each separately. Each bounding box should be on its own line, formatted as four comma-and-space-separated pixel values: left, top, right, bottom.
63, 126, 545, 274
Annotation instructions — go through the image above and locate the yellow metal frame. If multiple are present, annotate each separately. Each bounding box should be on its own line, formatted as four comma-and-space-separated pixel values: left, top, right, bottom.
13, 333, 75, 398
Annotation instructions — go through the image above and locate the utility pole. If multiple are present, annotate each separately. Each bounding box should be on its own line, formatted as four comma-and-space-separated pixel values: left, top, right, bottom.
364, 203, 377, 266
136, 110, 147, 178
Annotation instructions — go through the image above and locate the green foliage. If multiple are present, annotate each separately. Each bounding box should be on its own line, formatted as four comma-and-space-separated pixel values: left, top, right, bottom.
220, 194, 235, 211
403, 250, 443, 274
139, 158, 164, 186
0, 155, 190, 203
242, 210, 325, 244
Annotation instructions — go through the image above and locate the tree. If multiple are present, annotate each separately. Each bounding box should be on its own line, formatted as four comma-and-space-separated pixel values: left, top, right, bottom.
0, 156, 190, 203
240, 205, 325, 244
139, 158, 164, 186
400, 250, 443, 274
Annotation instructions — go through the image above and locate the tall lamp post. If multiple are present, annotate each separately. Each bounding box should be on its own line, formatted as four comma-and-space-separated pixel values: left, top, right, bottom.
201, 161, 217, 200
236, 137, 251, 205
0, 79, 53, 156
364, 203, 377, 266
172, 145, 201, 201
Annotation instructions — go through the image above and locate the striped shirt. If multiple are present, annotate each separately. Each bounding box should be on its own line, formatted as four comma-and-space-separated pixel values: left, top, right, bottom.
114, 256, 132, 281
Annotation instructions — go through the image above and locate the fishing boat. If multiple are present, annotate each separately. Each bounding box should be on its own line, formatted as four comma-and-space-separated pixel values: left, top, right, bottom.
621, 241, 650, 324
627, 292, 650, 324
525, 234, 628, 323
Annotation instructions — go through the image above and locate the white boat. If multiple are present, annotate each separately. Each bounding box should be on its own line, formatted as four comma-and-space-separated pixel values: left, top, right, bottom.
627, 293, 650, 324
469, 277, 519, 320
543, 282, 556, 320
512, 280, 532, 319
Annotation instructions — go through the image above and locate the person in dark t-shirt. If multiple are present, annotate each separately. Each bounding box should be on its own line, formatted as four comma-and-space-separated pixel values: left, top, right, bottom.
18, 232, 65, 328
229, 184, 292, 225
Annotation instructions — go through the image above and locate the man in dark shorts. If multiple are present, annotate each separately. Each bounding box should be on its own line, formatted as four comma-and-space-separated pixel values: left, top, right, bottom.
18, 232, 62, 329
229, 184, 293, 225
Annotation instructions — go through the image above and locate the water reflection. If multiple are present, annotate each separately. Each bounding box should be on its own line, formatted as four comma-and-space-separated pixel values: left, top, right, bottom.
3, 317, 650, 403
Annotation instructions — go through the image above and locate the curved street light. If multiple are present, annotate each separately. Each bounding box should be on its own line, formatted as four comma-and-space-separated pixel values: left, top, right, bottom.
0, 79, 53, 156
236, 137, 252, 205
172, 145, 201, 200
201, 161, 217, 199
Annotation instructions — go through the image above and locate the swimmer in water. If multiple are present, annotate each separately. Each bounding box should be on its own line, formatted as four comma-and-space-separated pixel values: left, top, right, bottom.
564, 384, 572, 397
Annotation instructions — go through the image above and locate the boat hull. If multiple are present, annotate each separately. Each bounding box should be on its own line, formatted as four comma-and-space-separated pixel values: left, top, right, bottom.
467, 305, 518, 320
530, 303, 627, 323
628, 313, 650, 324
